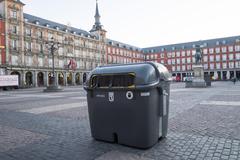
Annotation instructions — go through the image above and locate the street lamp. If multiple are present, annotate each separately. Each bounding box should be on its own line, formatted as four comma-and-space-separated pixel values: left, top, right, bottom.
44, 37, 63, 92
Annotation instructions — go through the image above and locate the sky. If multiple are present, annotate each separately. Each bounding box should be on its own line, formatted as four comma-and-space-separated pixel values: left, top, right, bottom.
22, 0, 240, 48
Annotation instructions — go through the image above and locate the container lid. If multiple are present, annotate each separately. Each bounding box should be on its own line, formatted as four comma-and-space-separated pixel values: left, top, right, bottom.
85, 62, 171, 89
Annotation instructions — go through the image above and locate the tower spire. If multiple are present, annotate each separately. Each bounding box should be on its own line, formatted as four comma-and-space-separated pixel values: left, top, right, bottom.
90, 0, 102, 32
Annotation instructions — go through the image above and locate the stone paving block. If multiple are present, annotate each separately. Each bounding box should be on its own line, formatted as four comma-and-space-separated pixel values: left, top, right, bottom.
0, 124, 48, 152
95, 151, 153, 160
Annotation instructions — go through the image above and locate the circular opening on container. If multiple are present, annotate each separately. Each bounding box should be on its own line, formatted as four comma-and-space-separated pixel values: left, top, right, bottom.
126, 91, 133, 100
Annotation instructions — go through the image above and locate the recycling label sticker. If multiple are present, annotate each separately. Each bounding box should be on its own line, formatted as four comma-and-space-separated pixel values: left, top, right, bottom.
108, 92, 114, 102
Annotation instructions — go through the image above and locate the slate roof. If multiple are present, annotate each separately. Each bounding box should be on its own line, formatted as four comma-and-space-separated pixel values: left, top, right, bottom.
23, 13, 94, 38
22, 13, 240, 54
143, 35, 240, 54
107, 39, 142, 52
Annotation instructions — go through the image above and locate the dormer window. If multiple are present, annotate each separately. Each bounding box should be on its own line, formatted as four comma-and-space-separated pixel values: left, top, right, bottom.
65, 29, 68, 33
55, 26, 59, 30
216, 41, 220, 45
24, 18, 28, 22
162, 48, 165, 51
204, 42, 208, 47
35, 21, 39, 25
236, 39, 240, 43
73, 31, 76, 34
192, 44, 196, 48
222, 40, 226, 45
172, 47, 175, 50
45, 24, 49, 27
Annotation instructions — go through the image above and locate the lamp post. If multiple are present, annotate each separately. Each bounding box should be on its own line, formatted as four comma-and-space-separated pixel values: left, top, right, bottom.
44, 37, 63, 92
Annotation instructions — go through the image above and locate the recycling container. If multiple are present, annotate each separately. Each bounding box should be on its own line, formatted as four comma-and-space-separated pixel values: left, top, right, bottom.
84, 62, 171, 149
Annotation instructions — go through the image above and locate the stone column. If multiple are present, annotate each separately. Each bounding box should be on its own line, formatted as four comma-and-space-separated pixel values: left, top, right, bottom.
64, 72, 67, 86
72, 72, 76, 86
22, 71, 26, 88
33, 71, 38, 87
56, 72, 59, 86
44, 71, 48, 87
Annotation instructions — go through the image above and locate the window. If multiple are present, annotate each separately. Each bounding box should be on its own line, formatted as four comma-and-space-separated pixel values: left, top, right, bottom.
203, 49, 208, 54
228, 46, 233, 52
182, 65, 186, 71
11, 40, 18, 50
182, 58, 186, 64
10, 10, 17, 19
37, 30, 43, 38
172, 59, 175, 64
210, 63, 214, 70
192, 50, 196, 55
222, 63, 227, 69
215, 47, 220, 53
222, 54, 227, 61
187, 50, 191, 56
48, 32, 53, 40
204, 56, 208, 62
236, 53, 240, 60
151, 54, 154, 59
187, 57, 191, 63
216, 63, 221, 69
221, 47, 227, 53
229, 62, 234, 69
26, 56, 32, 66
38, 57, 43, 67
172, 66, 175, 72
236, 62, 240, 68
39, 44, 43, 53
204, 64, 208, 69
11, 55, 18, 65
216, 55, 220, 61
210, 55, 214, 62
11, 25, 17, 34
49, 58, 52, 66
25, 42, 32, 51
209, 48, 214, 54
168, 59, 171, 65
235, 45, 240, 51
187, 65, 191, 70
176, 58, 180, 64
167, 52, 171, 58
176, 51, 180, 57
172, 52, 175, 57
229, 54, 234, 60
177, 65, 180, 71
25, 28, 31, 36
192, 57, 195, 63
181, 51, 186, 57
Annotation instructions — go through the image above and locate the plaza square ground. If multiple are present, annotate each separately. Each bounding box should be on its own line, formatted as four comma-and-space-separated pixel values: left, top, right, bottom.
0, 82, 240, 160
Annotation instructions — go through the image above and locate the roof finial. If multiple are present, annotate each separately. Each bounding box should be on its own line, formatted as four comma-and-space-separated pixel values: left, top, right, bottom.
90, 0, 102, 32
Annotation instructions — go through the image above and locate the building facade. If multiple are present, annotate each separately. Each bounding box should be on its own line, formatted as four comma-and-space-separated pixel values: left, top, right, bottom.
143, 36, 240, 81
106, 39, 144, 64
0, 0, 143, 88
0, 13, 6, 74
0, 0, 239, 88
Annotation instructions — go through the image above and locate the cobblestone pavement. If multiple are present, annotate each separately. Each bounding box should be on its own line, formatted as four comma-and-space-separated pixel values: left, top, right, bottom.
0, 82, 240, 160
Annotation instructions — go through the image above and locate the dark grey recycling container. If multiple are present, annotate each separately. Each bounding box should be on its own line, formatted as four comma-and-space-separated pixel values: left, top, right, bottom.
84, 62, 171, 149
